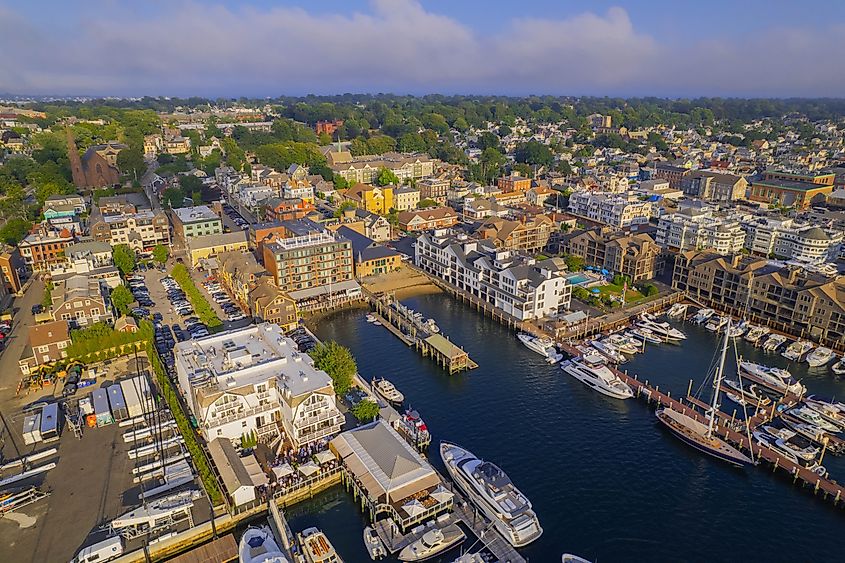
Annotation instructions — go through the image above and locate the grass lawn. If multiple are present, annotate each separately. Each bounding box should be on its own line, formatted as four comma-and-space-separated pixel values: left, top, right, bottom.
596, 283, 645, 303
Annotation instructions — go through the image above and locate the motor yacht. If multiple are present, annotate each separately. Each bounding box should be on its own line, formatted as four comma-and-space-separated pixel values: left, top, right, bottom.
589, 339, 627, 364
372, 378, 404, 405
744, 325, 770, 345
240, 526, 289, 563
761, 425, 819, 461
806, 347, 835, 368
298, 528, 343, 563
562, 556, 594, 563
604, 333, 641, 355
832, 356, 845, 376
804, 397, 845, 430
440, 441, 543, 548
705, 316, 728, 333
398, 524, 465, 562
782, 340, 814, 362
721, 379, 771, 408
517, 333, 562, 363
363, 526, 387, 560
738, 360, 804, 395
637, 314, 686, 341
628, 327, 663, 344
692, 308, 715, 324
561, 355, 633, 400
752, 430, 800, 464
666, 303, 688, 319
762, 334, 787, 352
392, 408, 431, 451
788, 407, 842, 434
726, 321, 747, 338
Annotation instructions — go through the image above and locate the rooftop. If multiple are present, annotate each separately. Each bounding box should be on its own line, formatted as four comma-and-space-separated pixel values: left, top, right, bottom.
173, 205, 219, 223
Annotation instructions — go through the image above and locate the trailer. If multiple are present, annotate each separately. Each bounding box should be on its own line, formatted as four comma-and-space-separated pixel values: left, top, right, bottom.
92, 389, 114, 427
22, 413, 42, 445
106, 384, 129, 422
71, 535, 124, 563
119, 377, 153, 418
39, 402, 61, 442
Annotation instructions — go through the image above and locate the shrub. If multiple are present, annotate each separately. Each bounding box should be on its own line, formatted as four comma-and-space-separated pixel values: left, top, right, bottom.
171, 264, 222, 329
351, 399, 380, 423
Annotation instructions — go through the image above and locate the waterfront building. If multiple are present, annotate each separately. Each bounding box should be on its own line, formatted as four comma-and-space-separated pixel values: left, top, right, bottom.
330, 420, 453, 533
397, 207, 458, 232
249, 279, 299, 331
672, 251, 845, 346
473, 215, 555, 254
415, 230, 572, 320
174, 323, 344, 446
742, 216, 842, 263
749, 170, 835, 209
567, 191, 653, 228
336, 226, 401, 277
171, 205, 223, 240
565, 227, 664, 282
51, 274, 113, 327
681, 170, 748, 202
655, 205, 747, 253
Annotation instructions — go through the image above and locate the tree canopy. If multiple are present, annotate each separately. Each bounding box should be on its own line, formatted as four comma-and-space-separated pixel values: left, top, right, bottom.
308, 341, 356, 395
113, 244, 136, 276
110, 284, 134, 316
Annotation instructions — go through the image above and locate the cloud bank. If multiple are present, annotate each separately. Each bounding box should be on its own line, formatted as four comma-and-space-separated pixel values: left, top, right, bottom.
1, 0, 844, 97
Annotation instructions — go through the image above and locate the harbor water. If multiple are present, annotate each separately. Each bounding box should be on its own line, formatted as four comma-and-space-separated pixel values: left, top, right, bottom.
296, 293, 845, 562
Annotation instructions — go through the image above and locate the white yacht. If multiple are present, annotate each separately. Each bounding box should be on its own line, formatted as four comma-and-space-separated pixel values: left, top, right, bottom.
744, 325, 770, 345
561, 355, 633, 400
110, 490, 197, 535
440, 442, 543, 548
298, 528, 343, 563
804, 397, 845, 430
589, 339, 627, 364
788, 407, 842, 434
666, 303, 688, 319
782, 340, 814, 362
692, 308, 715, 324
372, 378, 404, 405
628, 327, 663, 344
398, 524, 465, 562
761, 426, 820, 461
604, 333, 641, 355
762, 334, 787, 352
240, 526, 289, 563
752, 430, 799, 464
363, 526, 387, 560
726, 321, 747, 338
637, 314, 686, 341
832, 356, 845, 376
705, 316, 728, 333
517, 333, 562, 363
738, 360, 804, 395
806, 347, 835, 368
562, 555, 594, 563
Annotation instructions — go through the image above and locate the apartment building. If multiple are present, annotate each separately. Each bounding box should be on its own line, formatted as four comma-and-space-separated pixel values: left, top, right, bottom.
749, 170, 835, 209
329, 208, 392, 242
656, 206, 747, 253
18, 227, 75, 272
174, 323, 344, 446
237, 184, 278, 212
393, 185, 420, 211
415, 230, 572, 320
337, 226, 401, 277
249, 279, 299, 331
568, 191, 653, 227
19, 320, 71, 375
281, 181, 315, 205
341, 183, 394, 215
565, 227, 664, 282
654, 163, 688, 189
186, 231, 249, 267
672, 251, 845, 346
417, 177, 449, 204
51, 274, 113, 327
90, 209, 171, 252
497, 175, 532, 193
474, 215, 555, 254
681, 170, 748, 202
261, 197, 312, 223
397, 207, 458, 232
742, 217, 843, 263
171, 205, 223, 240
328, 151, 434, 185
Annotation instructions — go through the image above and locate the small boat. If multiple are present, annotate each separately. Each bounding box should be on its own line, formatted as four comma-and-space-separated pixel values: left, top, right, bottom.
452, 553, 487, 563
392, 408, 431, 451
744, 325, 770, 345
738, 360, 803, 395
299, 527, 343, 563
628, 327, 663, 344
721, 378, 771, 407
761, 425, 819, 461
517, 333, 562, 363
365, 314, 377, 323
589, 339, 627, 364
782, 340, 814, 362
762, 334, 787, 352
637, 314, 686, 341
666, 303, 688, 319
692, 308, 715, 324
753, 430, 799, 464
372, 378, 404, 405
240, 525, 290, 563
373, 320, 382, 326
804, 397, 845, 430
705, 316, 728, 333
398, 524, 465, 562
781, 417, 830, 444
832, 356, 845, 376
726, 321, 747, 338
425, 319, 440, 334
363, 526, 387, 560
562, 555, 594, 563
561, 355, 633, 400
806, 347, 835, 368
604, 333, 641, 355
788, 407, 842, 434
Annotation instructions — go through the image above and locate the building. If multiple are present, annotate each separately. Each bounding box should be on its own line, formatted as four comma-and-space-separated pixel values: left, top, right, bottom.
417, 178, 449, 204
328, 151, 434, 185
568, 192, 653, 227
143, 134, 162, 158
315, 119, 343, 136
174, 323, 344, 446
565, 228, 664, 282
329, 208, 392, 243
497, 175, 532, 193
656, 206, 747, 253
67, 132, 125, 188
654, 163, 689, 189
262, 220, 354, 292
18, 320, 71, 375
397, 207, 458, 232
393, 186, 420, 212
171, 206, 223, 240
44, 194, 86, 216
337, 226, 402, 277
164, 135, 191, 155
217, 250, 268, 307
186, 231, 250, 267
18, 228, 75, 272
415, 230, 572, 320
208, 437, 259, 507
341, 183, 394, 215
672, 251, 845, 347
681, 171, 748, 202
54, 241, 121, 288
742, 217, 842, 263
249, 279, 298, 331
51, 274, 113, 327
588, 113, 612, 129
474, 215, 555, 254
261, 197, 312, 223
330, 420, 452, 533
0, 246, 25, 293
281, 181, 315, 206
89, 209, 171, 253
749, 170, 835, 209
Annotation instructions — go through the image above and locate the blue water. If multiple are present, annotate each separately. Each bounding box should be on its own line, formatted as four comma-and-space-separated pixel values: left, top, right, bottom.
564, 273, 592, 286
300, 293, 845, 562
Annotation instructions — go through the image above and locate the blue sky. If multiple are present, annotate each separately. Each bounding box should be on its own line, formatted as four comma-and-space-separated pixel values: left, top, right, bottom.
2, 0, 845, 97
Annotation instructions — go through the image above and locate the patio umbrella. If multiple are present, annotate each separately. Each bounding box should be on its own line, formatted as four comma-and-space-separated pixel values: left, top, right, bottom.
314, 450, 336, 465
429, 485, 454, 504
402, 499, 426, 517
298, 461, 320, 477
273, 463, 294, 479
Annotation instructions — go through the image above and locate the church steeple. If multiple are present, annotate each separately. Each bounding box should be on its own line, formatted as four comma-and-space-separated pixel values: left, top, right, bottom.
66, 128, 87, 188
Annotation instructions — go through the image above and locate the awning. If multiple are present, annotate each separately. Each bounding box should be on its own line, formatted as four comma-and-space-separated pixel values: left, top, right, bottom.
273, 463, 294, 478
314, 450, 336, 465
429, 485, 454, 504
298, 461, 320, 477
402, 499, 426, 517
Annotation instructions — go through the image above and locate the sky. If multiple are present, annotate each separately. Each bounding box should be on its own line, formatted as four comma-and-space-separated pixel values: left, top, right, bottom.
2, 0, 845, 98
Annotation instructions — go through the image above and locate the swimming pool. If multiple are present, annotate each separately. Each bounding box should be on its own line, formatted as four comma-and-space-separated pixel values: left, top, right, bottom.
565, 273, 592, 286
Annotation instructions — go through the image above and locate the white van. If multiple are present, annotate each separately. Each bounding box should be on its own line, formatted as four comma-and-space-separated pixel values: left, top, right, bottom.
71, 536, 123, 563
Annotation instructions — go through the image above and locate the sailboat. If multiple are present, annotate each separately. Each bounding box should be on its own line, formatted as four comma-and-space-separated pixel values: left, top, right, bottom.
655, 320, 755, 467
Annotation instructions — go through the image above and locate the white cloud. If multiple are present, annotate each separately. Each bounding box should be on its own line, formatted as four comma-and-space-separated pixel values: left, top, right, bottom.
0, 1, 844, 96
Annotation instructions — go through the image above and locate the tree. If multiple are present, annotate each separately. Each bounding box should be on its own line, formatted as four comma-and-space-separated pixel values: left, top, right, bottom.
0, 218, 31, 244
417, 198, 437, 209
152, 244, 170, 264
514, 140, 554, 167
310, 162, 334, 181
351, 399, 380, 423
308, 341, 356, 395
113, 244, 136, 276
377, 167, 399, 186
111, 285, 134, 316
333, 201, 356, 218
564, 254, 584, 272
117, 147, 147, 181
42, 281, 54, 309
162, 187, 186, 208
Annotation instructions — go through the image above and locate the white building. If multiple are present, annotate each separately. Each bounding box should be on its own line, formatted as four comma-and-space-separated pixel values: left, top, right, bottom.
282, 182, 315, 203
174, 323, 343, 447
415, 230, 572, 320
742, 216, 842, 263
656, 206, 747, 253
237, 184, 278, 212
568, 191, 653, 227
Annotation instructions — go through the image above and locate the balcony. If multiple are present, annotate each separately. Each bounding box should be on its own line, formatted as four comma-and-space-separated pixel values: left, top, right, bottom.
294, 409, 343, 430
207, 402, 278, 429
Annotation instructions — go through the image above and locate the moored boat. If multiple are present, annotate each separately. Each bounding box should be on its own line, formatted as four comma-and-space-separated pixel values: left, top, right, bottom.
363, 526, 387, 560
398, 524, 465, 562
240, 525, 289, 563
806, 347, 835, 368
392, 408, 431, 451
299, 527, 343, 563
761, 425, 819, 461
721, 378, 771, 408
637, 314, 686, 341
589, 339, 627, 364
604, 333, 641, 355
752, 430, 800, 464
832, 356, 845, 376
692, 308, 715, 324
705, 316, 728, 333
762, 334, 787, 352
517, 333, 562, 363
366, 313, 377, 323
738, 360, 804, 395
372, 378, 404, 406
744, 325, 770, 344
666, 303, 688, 319
628, 327, 663, 344
726, 320, 747, 338
788, 406, 841, 434
562, 555, 594, 563
782, 340, 814, 362
804, 397, 845, 430
561, 355, 633, 400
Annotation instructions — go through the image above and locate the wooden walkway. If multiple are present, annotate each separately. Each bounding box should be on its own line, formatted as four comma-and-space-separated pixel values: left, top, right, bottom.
559, 342, 845, 507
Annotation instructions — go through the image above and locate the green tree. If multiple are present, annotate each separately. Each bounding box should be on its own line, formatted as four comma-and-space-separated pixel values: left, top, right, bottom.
564, 254, 584, 272
110, 284, 134, 316
514, 140, 554, 167
351, 400, 380, 423
333, 201, 357, 218
308, 341, 356, 395
152, 244, 170, 264
377, 167, 399, 186
42, 281, 54, 309
0, 218, 31, 244
113, 244, 136, 276
117, 147, 147, 181
417, 198, 437, 209
162, 187, 186, 208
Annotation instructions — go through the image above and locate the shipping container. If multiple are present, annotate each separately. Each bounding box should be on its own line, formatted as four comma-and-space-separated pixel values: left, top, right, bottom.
119, 377, 153, 419
22, 413, 42, 445
106, 384, 129, 422
39, 402, 61, 442
92, 389, 113, 427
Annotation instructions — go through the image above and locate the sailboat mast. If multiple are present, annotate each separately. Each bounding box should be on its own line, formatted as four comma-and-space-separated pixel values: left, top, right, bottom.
708, 319, 731, 438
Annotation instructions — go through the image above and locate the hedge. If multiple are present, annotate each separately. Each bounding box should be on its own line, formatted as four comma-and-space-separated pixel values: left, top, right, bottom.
170, 264, 222, 329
